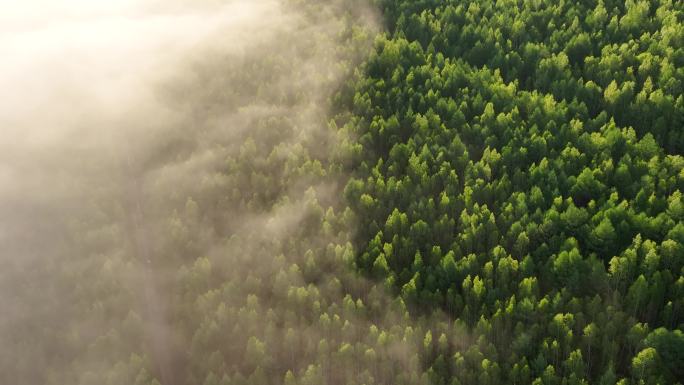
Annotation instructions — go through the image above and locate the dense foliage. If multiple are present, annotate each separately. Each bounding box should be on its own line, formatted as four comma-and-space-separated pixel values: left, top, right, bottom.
345, 0, 684, 384
5, 1, 684, 385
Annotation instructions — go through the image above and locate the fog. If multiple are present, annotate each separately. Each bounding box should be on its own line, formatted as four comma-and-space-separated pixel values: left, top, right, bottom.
0, 1, 466, 384
0, 0, 285, 254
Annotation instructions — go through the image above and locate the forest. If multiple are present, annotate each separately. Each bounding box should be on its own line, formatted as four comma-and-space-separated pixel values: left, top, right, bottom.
1, 0, 682, 385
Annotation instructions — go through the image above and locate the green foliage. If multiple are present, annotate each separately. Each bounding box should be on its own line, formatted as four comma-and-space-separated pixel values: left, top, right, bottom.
346, 0, 684, 384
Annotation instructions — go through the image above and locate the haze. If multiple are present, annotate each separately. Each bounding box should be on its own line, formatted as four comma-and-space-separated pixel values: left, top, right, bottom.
0, 1, 438, 384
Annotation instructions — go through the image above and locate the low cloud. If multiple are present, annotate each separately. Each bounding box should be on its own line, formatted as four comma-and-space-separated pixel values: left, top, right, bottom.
0, 1, 468, 384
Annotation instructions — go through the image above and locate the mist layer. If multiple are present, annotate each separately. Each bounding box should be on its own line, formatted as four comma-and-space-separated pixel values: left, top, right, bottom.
0, 1, 465, 384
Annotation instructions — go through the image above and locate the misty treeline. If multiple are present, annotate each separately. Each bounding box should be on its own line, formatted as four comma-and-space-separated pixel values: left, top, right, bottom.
345, 0, 684, 384
2, 0, 684, 385
2, 0, 461, 384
